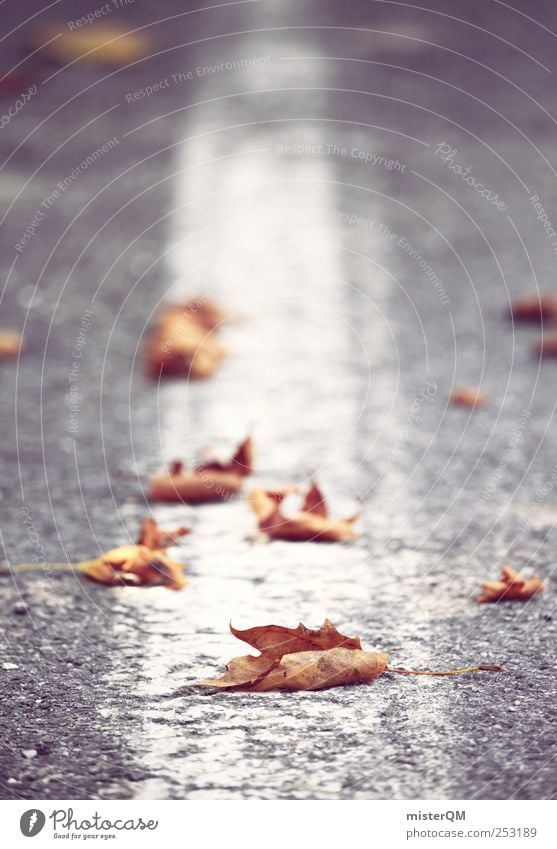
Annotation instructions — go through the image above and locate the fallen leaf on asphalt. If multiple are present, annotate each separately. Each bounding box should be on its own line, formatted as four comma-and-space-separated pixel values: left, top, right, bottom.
145, 298, 228, 380
35, 25, 150, 67
509, 293, 557, 323
150, 436, 253, 503
247, 481, 358, 542
195, 621, 503, 692
0, 331, 23, 359
533, 333, 557, 358
80, 518, 189, 589
477, 566, 544, 603
231, 619, 362, 658
196, 620, 385, 690
0, 519, 189, 590
450, 387, 488, 408
79, 543, 187, 590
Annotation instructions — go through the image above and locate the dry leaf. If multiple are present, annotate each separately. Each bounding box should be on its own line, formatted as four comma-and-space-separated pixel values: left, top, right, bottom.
80, 546, 186, 590
136, 516, 190, 549
248, 482, 358, 542
244, 648, 389, 692
196, 620, 385, 690
195, 620, 503, 692
145, 298, 228, 380
450, 388, 488, 409
477, 566, 544, 603
231, 619, 362, 658
509, 294, 557, 323
35, 25, 150, 67
150, 437, 253, 503
79, 517, 189, 590
0, 331, 23, 359
533, 333, 557, 358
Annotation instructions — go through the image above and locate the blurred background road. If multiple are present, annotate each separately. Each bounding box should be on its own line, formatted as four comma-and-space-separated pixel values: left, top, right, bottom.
0, 0, 556, 799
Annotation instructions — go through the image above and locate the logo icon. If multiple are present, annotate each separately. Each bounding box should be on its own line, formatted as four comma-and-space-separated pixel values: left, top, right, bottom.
20, 809, 46, 837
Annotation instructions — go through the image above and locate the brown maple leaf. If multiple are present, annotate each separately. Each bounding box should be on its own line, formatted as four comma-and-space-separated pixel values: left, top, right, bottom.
196, 620, 382, 690
0, 519, 190, 589
450, 387, 489, 408
34, 24, 150, 67
195, 621, 503, 692
231, 619, 362, 658
149, 437, 253, 503
0, 331, 23, 359
80, 517, 189, 590
477, 566, 544, 603
145, 298, 228, 380
248, 482, 358, 542
80, 545, 187, 590
509, 293, 557, 323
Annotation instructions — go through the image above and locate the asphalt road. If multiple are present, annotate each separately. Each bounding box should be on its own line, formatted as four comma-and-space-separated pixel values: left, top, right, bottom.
0, 0, 556, 800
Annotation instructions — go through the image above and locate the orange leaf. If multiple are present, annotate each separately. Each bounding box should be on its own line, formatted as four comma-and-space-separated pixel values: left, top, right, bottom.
149, 437, 253, 504
450, 387, 488, 408
80, 545, 187, 591
78, 518, 188, 590
0, 331, 23, 359
477, 566, 544, 603
145, 298, 228, 380
248, 483, 358, 542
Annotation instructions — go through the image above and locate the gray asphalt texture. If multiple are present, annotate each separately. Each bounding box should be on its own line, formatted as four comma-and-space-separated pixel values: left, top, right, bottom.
0, 0, 556, 800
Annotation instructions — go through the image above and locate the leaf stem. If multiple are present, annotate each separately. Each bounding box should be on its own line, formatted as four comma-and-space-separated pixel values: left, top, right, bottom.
0, 562, 79, 575
386, 664, 504, 676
